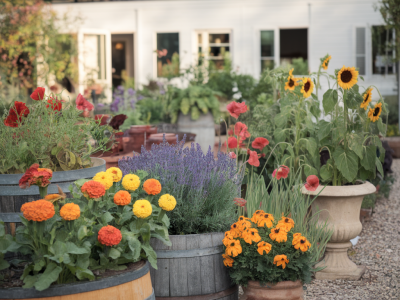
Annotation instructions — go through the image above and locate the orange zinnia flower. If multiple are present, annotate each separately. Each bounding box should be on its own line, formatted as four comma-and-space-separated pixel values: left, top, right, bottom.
60, 203, 80, 221
292, 233, 302, 245
98, 225, 122, 246
251, 210, 265, 223
21, 200, 55, 222
225, 239, 242, 257
223, 231, 235, 247
230, 222, 242, 238
273, 254, 289, 269
222, 254, 234, 267
143, 179, 162, 195
81, 180, 106, 199
293, 236, 311, 252
113, 190, 132, 206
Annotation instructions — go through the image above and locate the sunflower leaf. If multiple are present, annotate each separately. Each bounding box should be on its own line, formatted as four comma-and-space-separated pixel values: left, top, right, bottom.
332, 146, 358, 182
318, 120, 332, 141
377, 118, 386, 136
375, 157, 384, 177
322, 89, 338, 114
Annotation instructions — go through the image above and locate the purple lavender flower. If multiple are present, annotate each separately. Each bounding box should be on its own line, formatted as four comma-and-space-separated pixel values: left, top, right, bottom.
117, 85, 124, 91
128, 88, 136, 96
137, 95, 144, 101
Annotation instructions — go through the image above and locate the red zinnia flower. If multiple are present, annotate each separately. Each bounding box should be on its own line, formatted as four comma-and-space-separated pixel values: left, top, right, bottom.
252, 137, 269, 150
228, 137, 238, 149
247, 150, 260, 167
76, 94, 94, 111
46, 97, 62, 112
272, 165, 290, 180
305, 175, 319, 191
30, 87, 45, 101
227, 101, 248, 119
4, 101, 30, 127
19, 164, 53, 189
95, 114, 109, 126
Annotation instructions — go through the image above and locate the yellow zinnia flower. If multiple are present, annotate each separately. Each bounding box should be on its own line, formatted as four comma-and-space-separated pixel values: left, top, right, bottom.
337, 66, 358, 90
158, 194, 177, 211
93, 172, 114, 190
133, 199, 152, 218
106, 167, 123, 182
360, 88, 372, 110
284, 76, 298, 91
368, 102, 383, 122
321, 55, 331, 70
122, 174, 141, 191
301, 77, 314, 98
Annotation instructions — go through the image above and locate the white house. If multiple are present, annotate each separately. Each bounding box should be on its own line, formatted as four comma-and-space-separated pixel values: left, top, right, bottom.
51, 0, 397, 101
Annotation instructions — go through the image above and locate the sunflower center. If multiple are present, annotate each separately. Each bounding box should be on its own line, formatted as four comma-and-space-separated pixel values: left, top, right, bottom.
289, 79, 294, 87
340, 70, 353, 83
304, 82, 310, 92
373, 107, 380, 116
325, 60, 330, 67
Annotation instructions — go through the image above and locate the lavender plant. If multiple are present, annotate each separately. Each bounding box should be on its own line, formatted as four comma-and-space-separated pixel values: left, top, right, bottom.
119, 136, 240, 234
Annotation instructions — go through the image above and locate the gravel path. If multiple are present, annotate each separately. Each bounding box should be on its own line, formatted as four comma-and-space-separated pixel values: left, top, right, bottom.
305, 159, 400, 300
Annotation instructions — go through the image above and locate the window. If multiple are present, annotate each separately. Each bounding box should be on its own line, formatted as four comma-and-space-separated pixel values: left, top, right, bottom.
197, 31, 231, 69
279, 29, 308, 74
156, 33, 179, 78
355, 28, 366, 75
372, 26, 396, 75
260, 30, 274, 73
83, 34, 107, 81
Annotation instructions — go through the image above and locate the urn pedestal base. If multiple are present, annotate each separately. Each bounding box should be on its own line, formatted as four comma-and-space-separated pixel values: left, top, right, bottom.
315, 242, 366, 280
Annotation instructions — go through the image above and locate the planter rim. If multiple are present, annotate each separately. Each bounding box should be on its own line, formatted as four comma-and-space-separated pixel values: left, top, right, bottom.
246, 280, 302, 290
0, 261, 149, 299
301, 181, 376, 197
167, 231, 223, 238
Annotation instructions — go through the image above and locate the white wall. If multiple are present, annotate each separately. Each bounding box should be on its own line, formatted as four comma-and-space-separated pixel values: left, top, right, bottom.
53, 0, 396, 99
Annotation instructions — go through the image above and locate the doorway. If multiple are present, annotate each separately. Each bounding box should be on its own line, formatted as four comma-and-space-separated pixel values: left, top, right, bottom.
111, 34, 134, 88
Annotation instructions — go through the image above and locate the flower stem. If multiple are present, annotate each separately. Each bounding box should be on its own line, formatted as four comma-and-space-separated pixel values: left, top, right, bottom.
158, 210, 166, 222
39, 186, 48, 199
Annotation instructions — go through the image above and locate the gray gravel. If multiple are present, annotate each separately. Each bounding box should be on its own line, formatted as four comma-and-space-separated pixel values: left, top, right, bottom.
305, 159, 400, 300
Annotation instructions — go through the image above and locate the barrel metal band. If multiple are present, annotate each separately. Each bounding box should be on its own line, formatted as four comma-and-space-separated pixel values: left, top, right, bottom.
0, 213, 22, 223
145, 288, 156, 300
156, 285, 237, 300
156, 245, 223, 259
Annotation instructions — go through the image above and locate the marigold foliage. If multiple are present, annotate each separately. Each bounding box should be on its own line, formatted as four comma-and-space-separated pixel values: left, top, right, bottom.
98, 225, 122, 246
143, 179, 162, 195
81, 180, 106, 199
60, 203, 80, 221
121, 174, 140, 191
133, 199, 152, 218
21, 200, 55, 222
158, 194, 176, 211
93, 172, 114, 190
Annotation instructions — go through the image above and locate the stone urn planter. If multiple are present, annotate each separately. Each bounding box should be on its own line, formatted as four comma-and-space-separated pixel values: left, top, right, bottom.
302, 182, 376, 280
177, 112, 215, 154
242, 280, 303, 300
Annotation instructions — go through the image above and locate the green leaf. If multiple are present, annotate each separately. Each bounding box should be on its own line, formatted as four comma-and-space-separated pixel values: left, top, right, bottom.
34, 262, 62, 291
361, 145, 376, 171
109, 248, 121, 260
318, 120, 332, 141
66, 242, 89, 255
23, 274, 38, 289
377, 118, 386, 135
274, 113, 287, 128
78, 226, 88, 241
322, 89, 338, 114
304, 165, 318, 177
305, 137, 317, 156
141, 244, 157, 269
128, 237, 141, 260
76, 268, 95, 281
375, 157, 384, 177
101, 212, 114, 225
49, 241, 67, 262
348, 133, 363, 159
320, 164, 333, 182
180, 98, 190, 115
191, 106, 200, 120
332, 146, 358, 182
0, 255, 10, 270
140, 223, 151, 243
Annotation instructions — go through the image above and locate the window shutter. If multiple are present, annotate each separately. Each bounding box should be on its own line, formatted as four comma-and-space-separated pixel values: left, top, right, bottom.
355, 27, 366, 75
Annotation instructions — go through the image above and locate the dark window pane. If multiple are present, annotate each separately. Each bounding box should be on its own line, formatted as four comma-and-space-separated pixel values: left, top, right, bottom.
261, 31, 274, 57
209, 46, 229, 57
157, 33, 179, 77
209, 34, 229, 44
280, 29, 307, 61
372, 26, 395, 74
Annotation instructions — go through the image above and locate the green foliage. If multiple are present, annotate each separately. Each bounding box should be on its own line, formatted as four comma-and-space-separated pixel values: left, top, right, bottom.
291, 58, 309, 75
0, 92, 111, 174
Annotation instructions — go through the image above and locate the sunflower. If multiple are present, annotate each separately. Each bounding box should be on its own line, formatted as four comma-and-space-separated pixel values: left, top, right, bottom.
337, 66, 358, 90
293, 236, 311, 252
276, 216, 295, 232
301, 77, 314, 98
242, 228, 261, 244
284, 76, 298, 91
251, 210, 265, 223
269, 227, 288, 243
222, 254, 234, 267
225, 239, 242, 257
321, 55, 331, 70
360, 88, 373, 110
257, 241, 272, 255
273, 254, 289, 269
368, 102, 382, 122
257, 213, 274, 228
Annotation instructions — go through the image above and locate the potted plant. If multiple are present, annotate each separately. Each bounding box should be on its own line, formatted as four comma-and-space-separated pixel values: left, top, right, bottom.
301, 58, 386, 280
0, 166, 175, 299
0, 88, 110, 233
168, 85, 221, 153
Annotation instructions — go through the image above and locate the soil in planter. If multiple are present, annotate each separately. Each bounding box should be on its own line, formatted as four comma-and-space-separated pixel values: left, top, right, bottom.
0, 260, 145, 289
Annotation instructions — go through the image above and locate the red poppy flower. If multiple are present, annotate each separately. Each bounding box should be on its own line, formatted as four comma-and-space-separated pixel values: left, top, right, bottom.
272, 165, 290, 180
30, 87, 45, 101
247, 150, 260, 167
252, 137, 269, 150
229, 152, 237, 159
228, 137, 238, 149
76, 94, 94, 111
305, 175, 319, 191
227, 101, 248, 119
234, 122, 250, 140
46, 97, 62, 112
4, 101, 30, 127
234, 198, 247, 207
227, 129, 234, 136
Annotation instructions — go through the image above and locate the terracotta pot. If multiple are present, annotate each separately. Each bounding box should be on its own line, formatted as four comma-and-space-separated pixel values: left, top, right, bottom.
242, 280, 303, 300
115, 132, 124, 152
381, 136, 400, 158
145, 133, 177, 150
302, 182, 376, 280
127, 125, 157, 153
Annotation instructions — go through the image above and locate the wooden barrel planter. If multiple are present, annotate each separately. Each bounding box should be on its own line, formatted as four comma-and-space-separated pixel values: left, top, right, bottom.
0, 157, 106, 236
150, 232, 238, 300
0, 261, 154, 300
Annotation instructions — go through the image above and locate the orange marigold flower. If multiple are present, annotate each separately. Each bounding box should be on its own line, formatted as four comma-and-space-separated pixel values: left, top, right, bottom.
143, 179, 162, 195
273, 254, 289, 269
242, 228, 262, 244
225, 239, 242, 257
113, 190, 132, 206
223, 231, 235, 247
277, 216, 295, 232
21, 200, 55, 222
251, 210, 265, 223
98, 225, 122, 246
257, 241, 272, 255
269, 227, 288, 243
292, 233, 302, 245
60, 203, 80, 221
230, 222, 242, 238
257, 213, 274, 228
293, 236, 311, 252
222, 254, 234, 267
81, 180, 106, 199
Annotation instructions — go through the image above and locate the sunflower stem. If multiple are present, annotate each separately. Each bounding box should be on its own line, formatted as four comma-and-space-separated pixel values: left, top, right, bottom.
343, 89, 348, 150
316, 66, 322, 100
